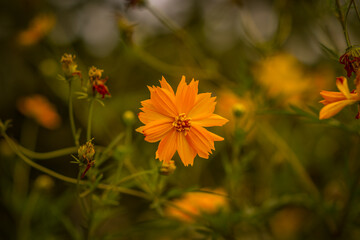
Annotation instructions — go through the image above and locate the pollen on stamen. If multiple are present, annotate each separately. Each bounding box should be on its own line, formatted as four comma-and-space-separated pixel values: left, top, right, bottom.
173, 113, 191, 134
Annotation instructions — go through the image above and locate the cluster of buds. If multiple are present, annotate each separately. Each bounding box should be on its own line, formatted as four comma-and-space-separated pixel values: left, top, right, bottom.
88, 66, 111, 98
77, 139, 95, 178
339, 47, 360, 78
60, 54, 82, 79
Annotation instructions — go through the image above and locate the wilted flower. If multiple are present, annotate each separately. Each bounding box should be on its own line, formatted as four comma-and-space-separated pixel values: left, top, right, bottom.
165, 189, 228, 222
319, 76, 360, 120
339, 47, 360, 78
137, 76, 228, 166
17, 13, 55, 46
60, 53, 82, 78
78, 139, 95, 178
17, 94, 61, 129
88, 66, 111, 98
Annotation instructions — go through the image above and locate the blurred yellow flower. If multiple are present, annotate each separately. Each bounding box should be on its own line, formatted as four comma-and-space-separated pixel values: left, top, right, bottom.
137, 76, 228, 166
253, 53, 311, 105
165, 189, 228, 222
17, 94, 61, 130
319, 76, 360, 120
17, 13, 55, 46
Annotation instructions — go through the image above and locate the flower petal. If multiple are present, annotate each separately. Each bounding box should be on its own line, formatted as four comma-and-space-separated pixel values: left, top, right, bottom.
319, 91, 347, 105
177, 133, 197, 166
142, 119, 173, 143
149, 86, 177, 117
156, 129, 177, 163
188, 93, 216, 119
176, 76, 199, 114
160, 76, 175, 96
186, 129, 211, 159
336, 77, 352, 99
192, 114, 228, 127
319, 99, 357, 120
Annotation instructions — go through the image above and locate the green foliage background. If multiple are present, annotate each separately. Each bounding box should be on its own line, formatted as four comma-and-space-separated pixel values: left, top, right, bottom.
1, 0, 360, 239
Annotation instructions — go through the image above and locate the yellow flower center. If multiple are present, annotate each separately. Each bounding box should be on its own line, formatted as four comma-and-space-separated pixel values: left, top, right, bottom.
173, 113, 191, 133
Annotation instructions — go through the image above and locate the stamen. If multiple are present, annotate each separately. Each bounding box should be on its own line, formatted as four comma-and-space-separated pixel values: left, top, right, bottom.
173, 113, 191, 134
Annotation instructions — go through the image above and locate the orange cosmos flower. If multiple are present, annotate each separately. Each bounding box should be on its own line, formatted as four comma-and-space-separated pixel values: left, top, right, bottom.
17, 94, 61, 129
137, 76, 228, 166
165, 188, 228, 222
319, 76, 360, 120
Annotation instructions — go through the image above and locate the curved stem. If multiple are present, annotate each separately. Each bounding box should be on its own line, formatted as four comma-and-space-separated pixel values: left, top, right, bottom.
86, 98, 95, 141
68, 81, 79, 146
18, 145, 77, 159
2, 132, 150, 200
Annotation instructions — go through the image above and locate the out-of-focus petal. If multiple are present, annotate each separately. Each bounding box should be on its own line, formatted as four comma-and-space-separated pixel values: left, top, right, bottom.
319, 99, 357, 120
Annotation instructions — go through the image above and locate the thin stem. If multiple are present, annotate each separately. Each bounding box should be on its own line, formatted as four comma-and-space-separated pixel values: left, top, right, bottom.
68, 81, 79, 146
336, 0, 352, 47
86, 98, 95, 141
353, 0, 360, 22
18, 145, 77, 159
2, 132, 150, 200
259, 122, 320, 198
145, 3, 205, 66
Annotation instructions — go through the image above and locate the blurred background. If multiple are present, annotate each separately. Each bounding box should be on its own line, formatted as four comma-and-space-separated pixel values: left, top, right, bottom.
1, 0, 360, 239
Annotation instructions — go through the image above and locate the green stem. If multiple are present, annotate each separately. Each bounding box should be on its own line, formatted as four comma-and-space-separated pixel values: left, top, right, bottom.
145, 3, 205, 66
97, 132, 125, 166
18, 190, 39, 240
336, 0, 352, 47
86, 98, 95, 141
2, 132, 150, 200
18, 145, 77, 159
353, 0, 360, 22
68, 81, 79, 146
259, 122, 320, 198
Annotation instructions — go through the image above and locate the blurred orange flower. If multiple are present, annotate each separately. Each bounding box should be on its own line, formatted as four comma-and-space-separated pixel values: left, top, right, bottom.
319, 76, 360, 119
137, 76, 228, 166
17, 13, 55, 46
17, 95, 61, 129
165, 189, 228, 222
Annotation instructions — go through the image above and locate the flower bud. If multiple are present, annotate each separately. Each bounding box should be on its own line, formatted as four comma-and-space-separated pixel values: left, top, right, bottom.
232, 103, 246, 118
123, 110, 135, 126
160, 160, 176, 175
34, 174, 54, 191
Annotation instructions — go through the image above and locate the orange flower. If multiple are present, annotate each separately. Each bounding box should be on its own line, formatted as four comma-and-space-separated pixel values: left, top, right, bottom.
165, 188, 228, 222
17, 14, 55, 46
137, 76, 228, 166
319, 76, 360, 120
17, 95, 61, 129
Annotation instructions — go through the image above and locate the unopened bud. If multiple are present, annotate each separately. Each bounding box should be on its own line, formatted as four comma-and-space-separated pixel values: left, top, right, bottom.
34, 174, 54, 191
123, 110, 135, 126
232, 103, 246, 118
